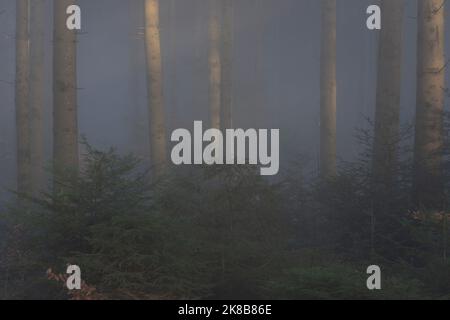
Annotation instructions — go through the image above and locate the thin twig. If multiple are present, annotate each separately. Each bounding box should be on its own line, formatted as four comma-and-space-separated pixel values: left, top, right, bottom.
0, 80, 13, 86
433, 0, 447, 15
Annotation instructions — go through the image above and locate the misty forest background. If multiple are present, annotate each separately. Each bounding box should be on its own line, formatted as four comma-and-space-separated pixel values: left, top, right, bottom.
1, 0, 450, 300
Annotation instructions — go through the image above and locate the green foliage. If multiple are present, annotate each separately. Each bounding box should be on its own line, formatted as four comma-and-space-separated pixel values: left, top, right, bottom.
138, 165, 290, 299
1, 137, 450, 300
0, 143, 288, 299
420, 259, 450, 299
265, 264, 425, 300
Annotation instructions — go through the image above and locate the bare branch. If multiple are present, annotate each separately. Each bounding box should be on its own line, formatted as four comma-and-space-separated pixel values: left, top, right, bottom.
433, 0, 447, 14
0, 80, 13, 86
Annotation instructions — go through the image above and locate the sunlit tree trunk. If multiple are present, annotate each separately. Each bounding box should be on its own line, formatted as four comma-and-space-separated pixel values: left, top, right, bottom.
168, 0, 178, 126
53, 0, 79, 184
144, 0, 167, 173
29, 0, 46, 195
129, 0, 148, 160
372, 0, 404, 191
209, 0, 222, 129
413, 0, 445, 208
221, 0, 233, 130
15, 0, 31, 195
319, 0, 337, 180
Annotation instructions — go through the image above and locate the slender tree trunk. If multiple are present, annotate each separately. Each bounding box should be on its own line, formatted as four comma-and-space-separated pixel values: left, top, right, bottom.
15, 0, 31, 196
209, 0, 222, 129
144, 0, 167, 173
29, 0, 46, 195
414, 0, 445, 208
129, 0, 148, 160
319, 0, 337, 180
53, 0, 79, 184
372, 0, 404, 191
168, 0, 178, 126
253, 0, 266, 129
221, 0, 234, 130
193, 0, 203, 63
192, 0, 207, 122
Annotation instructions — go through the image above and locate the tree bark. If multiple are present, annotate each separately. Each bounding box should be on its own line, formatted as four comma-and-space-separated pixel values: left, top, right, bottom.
168, 0, 179, 127
372, 0, 404, 191
129, 0, 148, 160
15, 0, 31, 195
414, 0, 445, 208
144, 0, 167, 173
30, 0, 46, 195
320, 0, 337, 180
53, 0, 79, 184
209, 0, 222, 129
221, 0, 234, 130
253, 0, 266, 129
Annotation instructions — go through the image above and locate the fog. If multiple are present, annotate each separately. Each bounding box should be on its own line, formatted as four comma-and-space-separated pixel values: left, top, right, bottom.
3, 1, 447, 192
3, 0, 450, 301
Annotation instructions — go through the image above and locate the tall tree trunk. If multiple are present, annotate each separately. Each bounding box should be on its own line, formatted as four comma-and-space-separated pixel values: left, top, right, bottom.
129, 0, 148, 160
414, 0, 445, 208
168, 0, 178, 127
253, 0, 266, 129
209, 0, 222, 129
29, 0, 46, 195
221, 0, 233, 130
192, 0, 207, 122
53, 0, 79, 184
319, 0, 337, 180
372, 0, 404, 191
144, 0, 167, 173
15, 0, 31, 196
